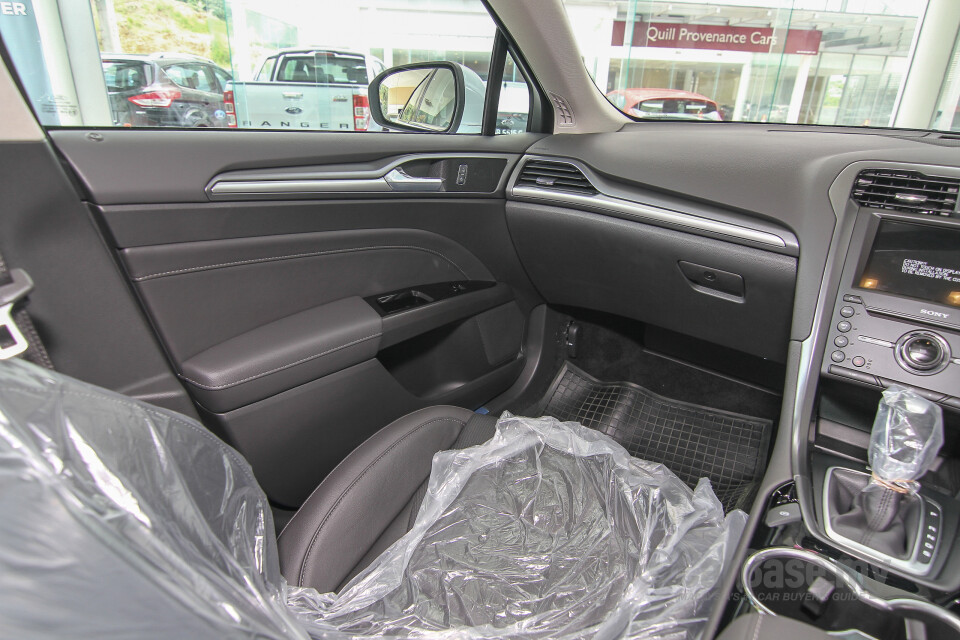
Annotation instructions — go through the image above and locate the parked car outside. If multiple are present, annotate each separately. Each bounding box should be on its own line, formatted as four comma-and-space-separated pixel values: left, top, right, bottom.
224, 47, 385, 131
606, 88, 723, 121
101, 52, 232, 127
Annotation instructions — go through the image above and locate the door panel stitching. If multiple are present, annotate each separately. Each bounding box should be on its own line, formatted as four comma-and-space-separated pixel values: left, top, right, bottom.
133, 245, 469, 281
180, 332, 382, 389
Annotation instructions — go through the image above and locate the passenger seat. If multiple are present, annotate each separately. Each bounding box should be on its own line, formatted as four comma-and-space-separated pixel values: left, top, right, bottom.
279, 406, 498, 592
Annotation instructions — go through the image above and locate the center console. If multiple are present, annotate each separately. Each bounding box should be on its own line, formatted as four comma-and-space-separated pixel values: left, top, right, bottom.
718, 171, 960, 638
814, 209, 960, 586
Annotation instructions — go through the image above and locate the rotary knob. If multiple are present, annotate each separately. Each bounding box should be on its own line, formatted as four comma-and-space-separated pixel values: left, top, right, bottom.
895, 331, 951, 375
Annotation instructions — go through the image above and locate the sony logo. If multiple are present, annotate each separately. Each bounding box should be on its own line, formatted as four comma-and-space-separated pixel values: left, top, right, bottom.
920, 309, 950, 319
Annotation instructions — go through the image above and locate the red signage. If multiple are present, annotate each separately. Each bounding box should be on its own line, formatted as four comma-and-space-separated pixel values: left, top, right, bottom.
612, 21, 822, 56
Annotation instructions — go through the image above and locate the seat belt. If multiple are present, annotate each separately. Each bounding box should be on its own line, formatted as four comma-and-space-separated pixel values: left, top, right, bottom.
0, 251, 53, 368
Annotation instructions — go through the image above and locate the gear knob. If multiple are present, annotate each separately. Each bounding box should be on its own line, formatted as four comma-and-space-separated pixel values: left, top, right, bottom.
869, 385, 944, 488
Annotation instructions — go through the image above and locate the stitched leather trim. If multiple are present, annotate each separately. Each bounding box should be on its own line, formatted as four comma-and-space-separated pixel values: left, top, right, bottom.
861, 488, 892, 547
292, 415, 465, 586
133, 245, 469, 281
179, 332, 381, 390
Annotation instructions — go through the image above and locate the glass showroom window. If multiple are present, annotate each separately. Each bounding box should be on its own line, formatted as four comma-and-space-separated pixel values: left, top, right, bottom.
561, 0, 960, 130
0, 0, 530, 133
932, 35, 960, 131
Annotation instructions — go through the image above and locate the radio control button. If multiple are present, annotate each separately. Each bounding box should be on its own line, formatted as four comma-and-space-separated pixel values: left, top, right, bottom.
837, 321, 852, 333
905, 338, 941, 368
831, 351, 845, 363
834, 336, 848, 347
895, 331, 950, 375
852, 356, 865, 367
840, 306, 855, 318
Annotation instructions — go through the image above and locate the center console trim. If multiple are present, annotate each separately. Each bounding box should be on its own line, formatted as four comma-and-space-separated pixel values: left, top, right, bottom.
741, 547, 960, 635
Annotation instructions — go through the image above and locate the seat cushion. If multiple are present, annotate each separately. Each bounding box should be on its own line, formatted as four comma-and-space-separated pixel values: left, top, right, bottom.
277, 406, 497, 592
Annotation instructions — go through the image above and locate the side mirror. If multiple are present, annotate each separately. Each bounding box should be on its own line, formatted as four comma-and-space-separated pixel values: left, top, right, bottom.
368, 62, 483, 133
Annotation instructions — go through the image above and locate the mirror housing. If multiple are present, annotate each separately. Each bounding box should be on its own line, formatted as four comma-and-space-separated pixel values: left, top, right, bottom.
368, 61, 484, 133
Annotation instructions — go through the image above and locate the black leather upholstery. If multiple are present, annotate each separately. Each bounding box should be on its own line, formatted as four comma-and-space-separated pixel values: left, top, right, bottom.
180, 296, 382, 412
277, 406, 498, 592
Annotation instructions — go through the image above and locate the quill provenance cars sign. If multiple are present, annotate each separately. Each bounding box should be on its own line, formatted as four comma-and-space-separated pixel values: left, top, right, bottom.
613, 20, 822, 56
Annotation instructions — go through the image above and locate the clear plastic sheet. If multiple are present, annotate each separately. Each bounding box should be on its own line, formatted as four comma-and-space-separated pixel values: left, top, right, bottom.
0, 359, 308, 639
0, 359, 745, 639
868, 384, 944, 484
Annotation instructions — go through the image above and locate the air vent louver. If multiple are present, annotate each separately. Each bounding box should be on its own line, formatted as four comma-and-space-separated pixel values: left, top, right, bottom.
851, 169, 959, 217
517, 160, 597, 195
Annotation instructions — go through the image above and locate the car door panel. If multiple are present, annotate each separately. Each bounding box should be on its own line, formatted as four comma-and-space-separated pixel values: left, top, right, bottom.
120, 227, 496, 361
0, 140, 202, 420
177, 295, 383, 413
50, 130, 541, 508
49, 130, 545, 204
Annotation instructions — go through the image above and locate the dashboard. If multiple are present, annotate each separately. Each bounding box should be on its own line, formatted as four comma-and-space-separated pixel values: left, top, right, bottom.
496, 124, 960, 597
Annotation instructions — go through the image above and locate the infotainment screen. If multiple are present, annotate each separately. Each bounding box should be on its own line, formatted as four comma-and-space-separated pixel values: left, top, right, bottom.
857, 220, 960, 307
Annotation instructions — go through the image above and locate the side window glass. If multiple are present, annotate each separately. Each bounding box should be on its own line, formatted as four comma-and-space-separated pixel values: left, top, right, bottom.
161, 64, 186, 87
256, 57, 277, 82
495, 52, 531, 135
163, 64, 216, 92
213, 68, 232, 93
103, 61, 148, 92
163, 64, 200, 89
2, 0, 511, 133
192, 65, 218, 93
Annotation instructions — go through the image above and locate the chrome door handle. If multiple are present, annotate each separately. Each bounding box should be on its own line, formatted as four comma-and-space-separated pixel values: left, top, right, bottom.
384, 168, 443, 192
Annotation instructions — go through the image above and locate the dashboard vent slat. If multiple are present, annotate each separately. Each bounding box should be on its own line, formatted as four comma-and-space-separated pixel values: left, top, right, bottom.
851, 169, 959, 217
516, 160, 598, 196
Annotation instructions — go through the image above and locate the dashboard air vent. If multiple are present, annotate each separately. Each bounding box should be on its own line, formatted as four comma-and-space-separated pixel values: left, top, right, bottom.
851, 169, 959, 217
516, 160, 597, 195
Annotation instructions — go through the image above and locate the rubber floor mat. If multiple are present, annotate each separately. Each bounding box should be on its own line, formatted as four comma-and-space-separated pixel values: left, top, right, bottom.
533, 362, 772, 512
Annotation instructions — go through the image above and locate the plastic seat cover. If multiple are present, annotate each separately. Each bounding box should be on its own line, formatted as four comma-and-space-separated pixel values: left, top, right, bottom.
0, 360, 745, 639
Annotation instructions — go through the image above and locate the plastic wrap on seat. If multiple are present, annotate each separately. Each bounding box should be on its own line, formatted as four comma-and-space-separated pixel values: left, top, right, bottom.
0, 360, 745, 639
0, 359, 308, 639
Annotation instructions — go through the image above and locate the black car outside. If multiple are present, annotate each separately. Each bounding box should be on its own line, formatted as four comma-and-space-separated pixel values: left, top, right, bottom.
101, 53, 232, 127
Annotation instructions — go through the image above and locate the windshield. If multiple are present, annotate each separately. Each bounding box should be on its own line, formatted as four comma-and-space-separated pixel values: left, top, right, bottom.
562, 0, 960, 132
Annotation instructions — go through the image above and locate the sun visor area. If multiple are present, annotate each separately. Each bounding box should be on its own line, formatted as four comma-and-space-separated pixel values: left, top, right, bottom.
0, 359, 744, 639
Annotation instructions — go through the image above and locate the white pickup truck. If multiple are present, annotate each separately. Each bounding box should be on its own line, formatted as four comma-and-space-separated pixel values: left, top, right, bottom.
224, 48, 385, 131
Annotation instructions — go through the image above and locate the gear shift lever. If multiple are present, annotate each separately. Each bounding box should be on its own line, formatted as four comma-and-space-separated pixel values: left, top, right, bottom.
829, 386, 944, 560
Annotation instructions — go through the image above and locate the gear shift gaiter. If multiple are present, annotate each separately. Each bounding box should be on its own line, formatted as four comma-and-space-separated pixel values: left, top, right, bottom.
830, 385, 944, 560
